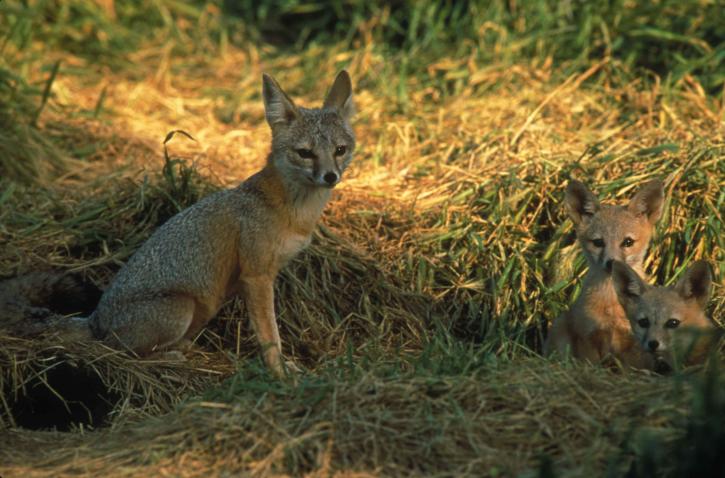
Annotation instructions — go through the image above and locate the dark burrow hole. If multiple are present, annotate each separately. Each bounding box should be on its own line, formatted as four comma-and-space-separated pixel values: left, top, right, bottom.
7, 362, 120, 431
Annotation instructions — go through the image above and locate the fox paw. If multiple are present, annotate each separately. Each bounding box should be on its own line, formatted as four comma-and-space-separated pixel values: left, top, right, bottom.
269, 359, 303, 380
283, 359, 303, 374
148, 350, 187, 362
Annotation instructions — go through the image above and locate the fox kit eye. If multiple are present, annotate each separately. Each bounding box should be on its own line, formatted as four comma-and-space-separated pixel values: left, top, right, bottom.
665, 319, 681, 329
621, 237, 635, 248
296, 149, 316, 159
590, 238, 605, 248
334, 145, 347, 156
637, 318, 650, 328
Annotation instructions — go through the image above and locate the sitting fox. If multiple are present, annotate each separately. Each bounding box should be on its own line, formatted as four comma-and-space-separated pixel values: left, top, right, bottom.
5, 71, 356, 377
545, 179, 664, 369
611, 260, 720, 371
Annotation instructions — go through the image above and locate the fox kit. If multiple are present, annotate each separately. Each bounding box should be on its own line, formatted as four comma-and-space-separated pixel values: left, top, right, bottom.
612, 260, 720, 371
77, 71, 355, 375
545, 179, 664, 369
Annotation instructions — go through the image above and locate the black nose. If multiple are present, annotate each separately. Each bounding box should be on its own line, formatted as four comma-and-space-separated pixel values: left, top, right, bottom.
648, 340, 659, 351
605, 259, 613, 272
323, 172, 338, 185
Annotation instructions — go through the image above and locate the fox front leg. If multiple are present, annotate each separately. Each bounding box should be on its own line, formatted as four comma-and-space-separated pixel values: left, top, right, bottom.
241, 275, 288, 377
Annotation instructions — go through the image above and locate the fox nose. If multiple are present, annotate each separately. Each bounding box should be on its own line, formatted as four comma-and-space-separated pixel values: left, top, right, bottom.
605, 259, 613, 273
648, 340, 659, 352
323, 172, 338, 186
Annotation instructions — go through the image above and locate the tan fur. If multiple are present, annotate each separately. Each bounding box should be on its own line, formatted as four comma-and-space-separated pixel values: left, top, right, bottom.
612, 260, 720, 370
545, 179, 664, 369
86, 71, 356, 376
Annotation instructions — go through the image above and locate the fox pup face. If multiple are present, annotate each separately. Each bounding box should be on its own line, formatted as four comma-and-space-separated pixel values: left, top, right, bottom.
262, 71, 355, 188
612, 260, 718, 369
565, 180, 664, 273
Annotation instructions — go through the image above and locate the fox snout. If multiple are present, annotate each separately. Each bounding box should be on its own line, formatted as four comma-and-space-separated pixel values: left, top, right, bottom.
596, 245, 635, 274
316, 169, 340, 188
596, 250, 618, 273
305, 168, 340, 188
310, 154, 344, 188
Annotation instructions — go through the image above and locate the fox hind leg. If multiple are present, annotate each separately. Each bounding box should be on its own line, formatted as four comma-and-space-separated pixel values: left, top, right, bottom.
100, 296, 195, 357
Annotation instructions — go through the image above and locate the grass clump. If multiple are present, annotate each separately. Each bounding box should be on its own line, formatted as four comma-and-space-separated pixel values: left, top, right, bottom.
615, 361, 725, 478
0, 64, 74, 184
2, 352, 723, 477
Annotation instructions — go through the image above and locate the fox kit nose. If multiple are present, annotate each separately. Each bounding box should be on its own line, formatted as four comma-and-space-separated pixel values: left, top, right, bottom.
323, 172, 339, 186
647, 340, 659, 352
605, 259, 613, 273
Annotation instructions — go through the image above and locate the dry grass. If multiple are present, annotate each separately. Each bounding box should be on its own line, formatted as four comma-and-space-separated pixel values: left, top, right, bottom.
0, 2, 724, 476
1, 358, 722, 477
0, 332, 234, 427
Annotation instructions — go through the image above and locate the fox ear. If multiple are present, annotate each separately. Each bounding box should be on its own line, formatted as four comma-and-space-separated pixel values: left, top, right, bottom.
565, 180, 600, 226
612, 260, 646, 305
262, 74, 299, 127
628, 179, 664, 224
675, 261, 712, 309
323, 70, 355, 120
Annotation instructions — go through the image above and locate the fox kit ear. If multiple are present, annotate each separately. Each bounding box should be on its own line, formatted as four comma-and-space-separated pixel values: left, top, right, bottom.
628, 179, 664, 224
262, 74, 299, 127
675, 261, 712, 309
565, 180, 600, 226
323, 70, 355, 120
612, 260, 646, 305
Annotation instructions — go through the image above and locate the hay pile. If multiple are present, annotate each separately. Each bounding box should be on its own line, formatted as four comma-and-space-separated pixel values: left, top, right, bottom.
1, 358, 722, 477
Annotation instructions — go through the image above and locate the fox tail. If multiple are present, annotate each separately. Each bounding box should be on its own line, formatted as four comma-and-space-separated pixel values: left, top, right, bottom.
0, 271, 101, 339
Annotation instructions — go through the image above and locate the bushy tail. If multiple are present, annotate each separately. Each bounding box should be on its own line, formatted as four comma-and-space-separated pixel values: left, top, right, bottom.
0, 271, 101, 338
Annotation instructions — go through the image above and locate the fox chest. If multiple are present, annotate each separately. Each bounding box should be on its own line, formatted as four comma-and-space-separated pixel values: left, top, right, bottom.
276, 232, 312, 266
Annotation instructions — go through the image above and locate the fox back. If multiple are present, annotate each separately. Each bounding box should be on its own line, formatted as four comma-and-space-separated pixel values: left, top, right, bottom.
612, 260, 720, 371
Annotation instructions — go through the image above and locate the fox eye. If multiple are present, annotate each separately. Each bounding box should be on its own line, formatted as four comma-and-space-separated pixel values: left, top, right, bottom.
590, 238, 605, 248
665, 319, 680, 329
637, 318, 650, 328
621, 237, 635, 248
334, 145, 347, 156
296, 148, 316, 159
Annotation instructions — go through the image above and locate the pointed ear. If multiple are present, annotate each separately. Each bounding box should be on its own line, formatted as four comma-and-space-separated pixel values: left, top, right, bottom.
612, 260, 646, 306
262, 74, 299, 127
565, 180, 600, 226
675, 261, 712, 309
628, 179, 664, 224
323, 70, 355, 120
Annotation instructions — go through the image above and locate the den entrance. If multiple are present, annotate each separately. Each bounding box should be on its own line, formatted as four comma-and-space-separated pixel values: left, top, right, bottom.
5, 360, 119, 432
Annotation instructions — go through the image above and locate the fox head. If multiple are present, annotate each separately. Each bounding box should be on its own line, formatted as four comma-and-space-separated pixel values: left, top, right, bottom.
612, 260, 719, 369
565, 179, 664, 274
262, 70, 355, 189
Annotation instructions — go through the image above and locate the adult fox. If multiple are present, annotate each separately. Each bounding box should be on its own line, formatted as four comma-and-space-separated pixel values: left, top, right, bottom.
3, 71, 355, 377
